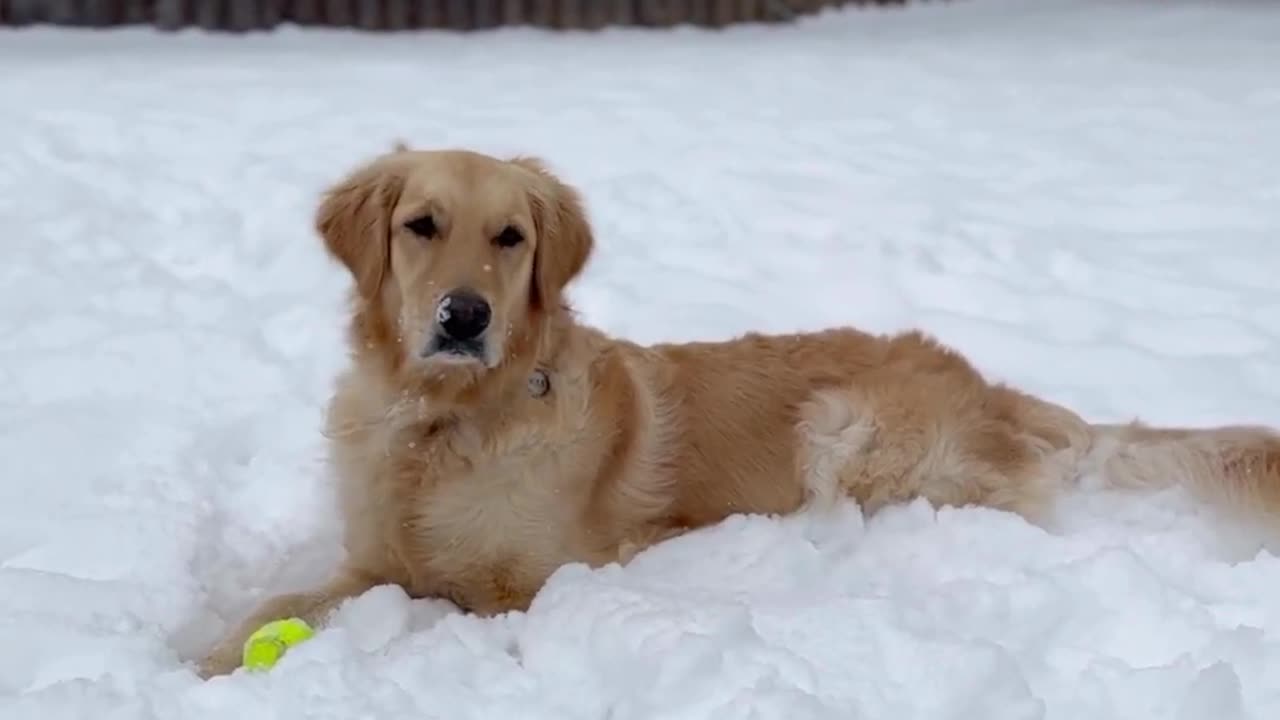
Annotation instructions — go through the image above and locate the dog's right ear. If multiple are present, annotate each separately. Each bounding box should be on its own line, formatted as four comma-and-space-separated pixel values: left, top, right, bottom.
314, 160, 406, 299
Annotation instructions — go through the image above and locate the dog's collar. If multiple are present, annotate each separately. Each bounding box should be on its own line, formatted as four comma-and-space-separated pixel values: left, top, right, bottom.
527, 369, 550, 399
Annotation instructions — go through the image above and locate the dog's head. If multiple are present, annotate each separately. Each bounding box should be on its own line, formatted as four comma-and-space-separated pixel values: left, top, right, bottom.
315, 147, 593, 377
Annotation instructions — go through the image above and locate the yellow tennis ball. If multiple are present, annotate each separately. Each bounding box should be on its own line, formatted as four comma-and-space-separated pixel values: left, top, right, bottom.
241, 617, 315, 671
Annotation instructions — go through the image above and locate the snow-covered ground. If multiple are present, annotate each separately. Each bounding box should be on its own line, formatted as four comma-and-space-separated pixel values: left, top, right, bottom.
3, 0, 1280, 717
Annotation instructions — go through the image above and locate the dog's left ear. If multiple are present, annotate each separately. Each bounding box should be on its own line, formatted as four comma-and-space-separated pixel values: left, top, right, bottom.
510, 156, 594, 312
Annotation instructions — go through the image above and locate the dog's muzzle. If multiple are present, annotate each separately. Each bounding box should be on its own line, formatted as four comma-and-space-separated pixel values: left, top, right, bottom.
422, 289, 491, 361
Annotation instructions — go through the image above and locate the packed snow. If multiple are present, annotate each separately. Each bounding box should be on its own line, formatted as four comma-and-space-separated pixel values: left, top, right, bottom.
3, 0, 1280, 717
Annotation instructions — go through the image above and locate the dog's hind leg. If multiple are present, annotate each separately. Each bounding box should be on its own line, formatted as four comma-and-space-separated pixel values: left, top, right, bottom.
795, 382, 1084, 528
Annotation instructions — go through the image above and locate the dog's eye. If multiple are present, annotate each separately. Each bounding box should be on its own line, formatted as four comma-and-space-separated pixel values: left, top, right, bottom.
494, 226, 524, 249
404, 215, 437, 239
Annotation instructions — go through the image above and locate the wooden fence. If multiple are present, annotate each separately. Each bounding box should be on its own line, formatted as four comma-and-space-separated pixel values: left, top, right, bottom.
0, 0, 926, 31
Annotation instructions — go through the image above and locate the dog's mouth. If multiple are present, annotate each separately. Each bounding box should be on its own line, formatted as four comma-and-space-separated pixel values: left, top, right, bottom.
421, 334, 488, 365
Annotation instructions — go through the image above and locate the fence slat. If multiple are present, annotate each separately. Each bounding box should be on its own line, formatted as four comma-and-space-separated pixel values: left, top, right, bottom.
322, 0, 351, 26
153, 0, 185, 28
227, 0, 262, 29
472, 0, 498, 29
581, 0, 610, 30
285, 0, 310, 24
444, 0, 470, 29
354, 0, 382, 29
384, 0, 410, 29
415, 0, 442, 28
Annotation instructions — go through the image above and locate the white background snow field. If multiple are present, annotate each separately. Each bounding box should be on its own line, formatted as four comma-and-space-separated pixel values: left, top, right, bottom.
2, 0, 1280, 717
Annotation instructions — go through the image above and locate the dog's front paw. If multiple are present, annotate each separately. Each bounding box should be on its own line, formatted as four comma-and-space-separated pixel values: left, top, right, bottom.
195, 639, 245, 679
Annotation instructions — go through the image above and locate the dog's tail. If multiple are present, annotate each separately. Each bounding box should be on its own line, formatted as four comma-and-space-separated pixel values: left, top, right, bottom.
1085, 420, 1280, 523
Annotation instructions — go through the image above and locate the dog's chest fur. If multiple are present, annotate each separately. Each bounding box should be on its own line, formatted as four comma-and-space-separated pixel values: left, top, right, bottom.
328, 369, 606, 615
405, 424, 588, 613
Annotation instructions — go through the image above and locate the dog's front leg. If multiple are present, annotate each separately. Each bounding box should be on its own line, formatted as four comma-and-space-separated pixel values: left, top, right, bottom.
196, 567, 381, 678
617, 524, 689, 564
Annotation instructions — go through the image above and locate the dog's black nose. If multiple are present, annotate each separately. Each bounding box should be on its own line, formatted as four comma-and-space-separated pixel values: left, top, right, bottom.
436, 289, 491, 341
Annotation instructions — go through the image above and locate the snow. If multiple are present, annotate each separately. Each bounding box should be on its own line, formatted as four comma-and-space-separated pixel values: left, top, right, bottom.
2, 0, 1280, 717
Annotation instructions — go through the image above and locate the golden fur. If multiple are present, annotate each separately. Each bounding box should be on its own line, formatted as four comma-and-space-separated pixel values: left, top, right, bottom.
197, 146, 1280, 677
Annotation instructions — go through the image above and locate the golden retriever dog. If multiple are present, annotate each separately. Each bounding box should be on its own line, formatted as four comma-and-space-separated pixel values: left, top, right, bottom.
196, 145, 1280, 677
